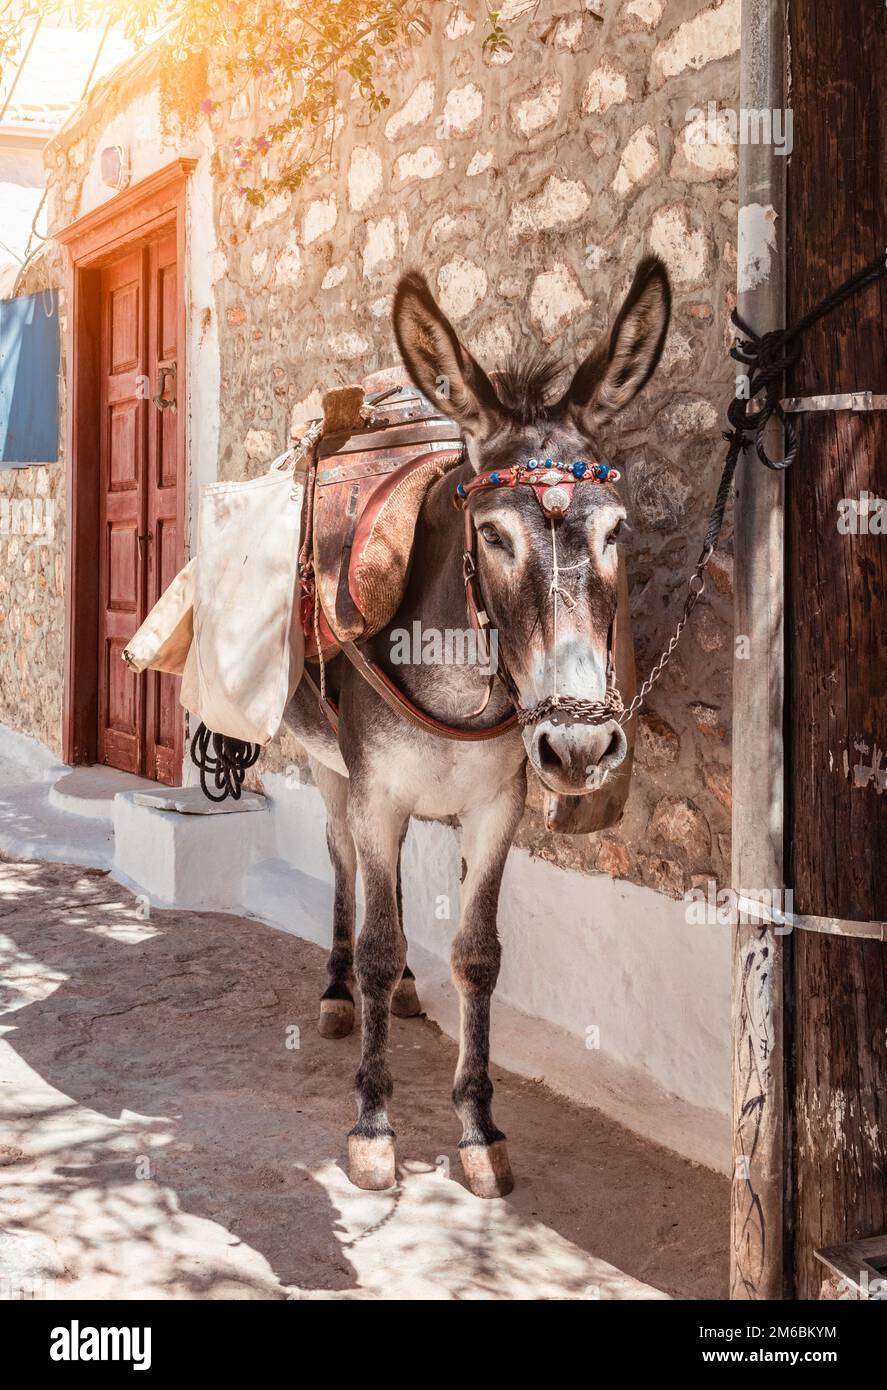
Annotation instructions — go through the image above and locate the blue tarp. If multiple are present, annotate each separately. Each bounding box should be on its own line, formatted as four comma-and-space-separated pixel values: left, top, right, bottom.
0, 289, 60, 466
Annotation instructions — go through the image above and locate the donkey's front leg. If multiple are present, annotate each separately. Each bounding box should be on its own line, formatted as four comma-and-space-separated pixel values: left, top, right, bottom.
311, 760, 358, 1039
453, 773, 525, 1198
391, 851, 422, 1018
347, 789, 409, 1190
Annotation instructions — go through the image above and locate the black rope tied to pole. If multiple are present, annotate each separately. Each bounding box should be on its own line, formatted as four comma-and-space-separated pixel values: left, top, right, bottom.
616, 251, 887, 725
703, 252, 887, 558
726, 251, 887, 475
190, 721, 261, 803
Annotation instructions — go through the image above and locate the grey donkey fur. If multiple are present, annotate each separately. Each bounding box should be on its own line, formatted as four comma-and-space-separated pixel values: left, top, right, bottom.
283, 256, 671, 1197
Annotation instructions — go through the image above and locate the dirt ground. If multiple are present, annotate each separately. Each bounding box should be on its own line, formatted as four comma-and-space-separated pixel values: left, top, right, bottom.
0, 855, 728, 1300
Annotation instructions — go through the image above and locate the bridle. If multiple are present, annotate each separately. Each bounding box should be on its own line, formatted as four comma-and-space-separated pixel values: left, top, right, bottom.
455, 456, 627, 730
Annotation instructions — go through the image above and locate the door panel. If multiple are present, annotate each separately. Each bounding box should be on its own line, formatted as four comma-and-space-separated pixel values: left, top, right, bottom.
107, 524, 138, 610
108, 403, 139, 488
144, 232, 182, 784
97, 230, 183, 784
98, 250, 145, 775
109, 283, 139, 370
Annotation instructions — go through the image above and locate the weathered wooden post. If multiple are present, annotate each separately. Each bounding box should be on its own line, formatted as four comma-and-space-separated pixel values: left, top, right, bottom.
785, 0, 887, 1300
730, 0, 788, 1300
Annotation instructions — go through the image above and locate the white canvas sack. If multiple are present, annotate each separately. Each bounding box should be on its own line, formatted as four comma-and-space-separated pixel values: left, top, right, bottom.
123, 449, 306, 747
180, 453, 306, 745
123, 557, 196, 676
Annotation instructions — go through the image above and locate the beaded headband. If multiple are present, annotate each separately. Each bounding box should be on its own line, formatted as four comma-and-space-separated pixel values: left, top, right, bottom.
455, 457, 621, 519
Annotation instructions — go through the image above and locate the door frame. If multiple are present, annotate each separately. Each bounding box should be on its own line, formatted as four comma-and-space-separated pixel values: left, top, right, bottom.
56, 158, 195, 772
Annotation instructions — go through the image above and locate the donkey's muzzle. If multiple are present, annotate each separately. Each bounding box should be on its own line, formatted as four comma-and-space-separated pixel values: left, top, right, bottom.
527, 717, 627, 795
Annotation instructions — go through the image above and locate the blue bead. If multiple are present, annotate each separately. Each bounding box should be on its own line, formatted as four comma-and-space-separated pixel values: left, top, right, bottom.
597, 463, 610, 480
489, 471, 500, 485
527, 457, 538, 469
544, 458, 554, 467
456, 481, 467, 497
572, 461, 587, 478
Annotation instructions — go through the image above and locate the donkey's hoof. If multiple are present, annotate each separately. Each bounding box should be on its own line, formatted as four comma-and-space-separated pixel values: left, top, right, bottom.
318, 997, 355, 1039
348, 1134, 397, 1191
459, 1140, 514, 1199
391, 976, 422, 1017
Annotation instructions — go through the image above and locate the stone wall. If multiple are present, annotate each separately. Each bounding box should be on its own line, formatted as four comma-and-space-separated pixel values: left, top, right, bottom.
29, 0, 741, 897
0, 247, 67, 755
207, 0, 740, 897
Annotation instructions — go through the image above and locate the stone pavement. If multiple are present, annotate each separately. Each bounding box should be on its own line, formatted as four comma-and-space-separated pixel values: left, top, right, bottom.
0, 855, 728, 1300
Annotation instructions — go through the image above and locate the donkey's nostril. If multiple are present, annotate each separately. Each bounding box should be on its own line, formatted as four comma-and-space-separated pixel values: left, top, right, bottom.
602, 728, 622, 762
528, 718, 627, 794
536, 730, 565, 773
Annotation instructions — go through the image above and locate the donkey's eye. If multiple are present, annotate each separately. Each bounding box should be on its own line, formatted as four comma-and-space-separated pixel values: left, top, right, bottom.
605, 519, 623, 547
479, 523, 503, 546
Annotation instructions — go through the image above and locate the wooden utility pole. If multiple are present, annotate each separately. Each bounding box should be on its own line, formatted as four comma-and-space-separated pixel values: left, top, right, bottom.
730, 0, 788, 1300
786, 1, 887, 1299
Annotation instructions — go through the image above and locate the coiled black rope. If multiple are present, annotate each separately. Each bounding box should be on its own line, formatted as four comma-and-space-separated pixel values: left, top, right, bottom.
190, 721, 261, 802
727, 251, 887, 473
702, 252, 887, 559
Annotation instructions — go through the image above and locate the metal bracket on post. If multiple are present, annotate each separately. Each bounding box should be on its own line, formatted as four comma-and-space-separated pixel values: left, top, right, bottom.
735, 896, 887, 942
815, 1235, 887, 1300
781, 391, 887, 413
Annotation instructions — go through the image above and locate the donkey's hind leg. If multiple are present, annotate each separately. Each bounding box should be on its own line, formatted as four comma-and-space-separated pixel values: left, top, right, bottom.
391, 964, 421, 1017
391, 851, 422, 1018
311, 759, 358, 1039
452, 774, 525, 1198
347, 790, 409, 1190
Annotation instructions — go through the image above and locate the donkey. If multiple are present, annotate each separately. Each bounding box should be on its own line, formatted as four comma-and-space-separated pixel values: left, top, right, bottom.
284, 256, 671, 1198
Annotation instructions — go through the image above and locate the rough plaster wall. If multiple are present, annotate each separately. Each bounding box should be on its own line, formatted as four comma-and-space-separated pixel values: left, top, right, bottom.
208, 0, 741, 898
0, 247, 67, 756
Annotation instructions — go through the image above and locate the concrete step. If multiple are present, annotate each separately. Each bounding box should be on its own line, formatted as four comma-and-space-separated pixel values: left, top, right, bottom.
49, 767, 160, 821
112, 789, 274, 910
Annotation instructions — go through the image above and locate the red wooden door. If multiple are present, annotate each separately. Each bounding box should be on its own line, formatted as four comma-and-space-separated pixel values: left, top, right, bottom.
97, 233, 182, 783
98, 248, 145, 776
144, 232, 182, 784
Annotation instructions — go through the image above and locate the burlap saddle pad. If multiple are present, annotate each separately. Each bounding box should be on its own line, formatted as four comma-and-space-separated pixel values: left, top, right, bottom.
307, 370, 463, 655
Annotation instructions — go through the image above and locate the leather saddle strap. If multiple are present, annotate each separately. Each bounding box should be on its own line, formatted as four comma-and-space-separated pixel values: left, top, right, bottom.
339, 640, 518, 742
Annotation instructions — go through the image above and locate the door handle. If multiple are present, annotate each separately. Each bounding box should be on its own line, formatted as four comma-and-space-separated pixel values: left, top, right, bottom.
137, 531, 153, 559
153, 361, 177, 412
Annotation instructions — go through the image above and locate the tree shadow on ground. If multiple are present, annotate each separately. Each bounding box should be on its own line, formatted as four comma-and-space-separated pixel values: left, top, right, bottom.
0, 855, 728, 1299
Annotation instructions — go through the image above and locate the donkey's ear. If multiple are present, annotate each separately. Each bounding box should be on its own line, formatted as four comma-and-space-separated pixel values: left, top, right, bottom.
393, 271, 504, 438
556, 256, 671, 429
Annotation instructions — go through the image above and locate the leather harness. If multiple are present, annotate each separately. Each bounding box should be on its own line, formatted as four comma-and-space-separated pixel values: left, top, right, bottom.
300, 387, 623, 741
302, 439, 520, 742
